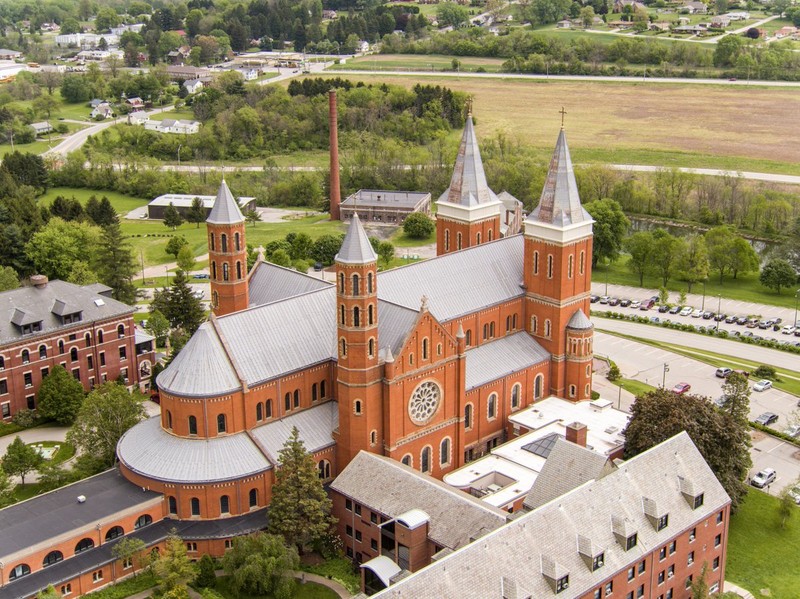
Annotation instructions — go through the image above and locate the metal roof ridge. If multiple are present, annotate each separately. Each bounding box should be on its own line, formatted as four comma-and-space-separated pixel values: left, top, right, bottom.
219, 284, 335, 318
209, 314, 248, 392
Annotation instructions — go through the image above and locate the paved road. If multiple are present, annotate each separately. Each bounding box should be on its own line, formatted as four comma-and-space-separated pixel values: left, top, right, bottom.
609, 164, 800, 185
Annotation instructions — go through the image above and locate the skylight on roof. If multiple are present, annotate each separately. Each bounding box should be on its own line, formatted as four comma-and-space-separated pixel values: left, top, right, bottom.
94, 298, 105, 306
521, 432, 563, 459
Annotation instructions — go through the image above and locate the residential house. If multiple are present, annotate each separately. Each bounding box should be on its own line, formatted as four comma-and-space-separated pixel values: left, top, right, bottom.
125, 97, 145, 109
127, 111, 149, 126
165, 65, 212, 82
183, 79, 205, 94
775, 26, 798, 38
235, 67, 259, 81
90, 102, 114, 120
144, 119, 200, 135
29, 121, 53, 136
167, 45, 192, 64
683, 1, 707, 14
725, 11, 750, 20
323, 9, 338, 18
710, 15, 730, 28
0, 49, 22, 60
613, 0, 646, 11
557, 19, 572, 28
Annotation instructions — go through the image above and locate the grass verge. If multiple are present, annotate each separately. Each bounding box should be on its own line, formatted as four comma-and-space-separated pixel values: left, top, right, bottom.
87, 571, 158, 599
300, 556, 360, 594
727, 488, 800, 597
213, 575, 337, 599
611, 377, 657, 397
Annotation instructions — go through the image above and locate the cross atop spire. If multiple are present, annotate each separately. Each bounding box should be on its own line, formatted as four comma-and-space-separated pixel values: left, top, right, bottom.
559, 106, 567, 129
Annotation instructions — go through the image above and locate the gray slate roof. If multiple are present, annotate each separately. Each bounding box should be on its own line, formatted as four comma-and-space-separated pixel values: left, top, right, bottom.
250, 401, 338, 463
377, 300, 419, 356
567, 309, 593, 330
0, 280, 134, 344
438, 116, 498, 207
117, 417, 272, 482
331, 452, 508, 550
248, 261, 332, 308
372, 432, 730, 598
527, 129, 592, 227
206, 179, 245, 225
378, 236, 524, 322
336, 213, 377, 265
464, 332, 550, 390
0, 469, 160, 562
523, 437, 614, 510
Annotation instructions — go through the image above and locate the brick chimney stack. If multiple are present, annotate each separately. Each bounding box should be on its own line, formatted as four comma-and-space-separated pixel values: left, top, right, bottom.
329, 89, 341, 221
566, 422, 587, 447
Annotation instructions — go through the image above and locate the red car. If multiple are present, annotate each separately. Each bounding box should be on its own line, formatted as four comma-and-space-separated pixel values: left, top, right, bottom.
671, 382, 691, 395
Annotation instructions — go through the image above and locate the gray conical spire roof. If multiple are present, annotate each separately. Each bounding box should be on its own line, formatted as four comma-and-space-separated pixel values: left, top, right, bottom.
567, 309, 593, 330
336, 213, 377, 264
206, 179, 245, 225
528, 129, 591, 227
439, 116, 499, 207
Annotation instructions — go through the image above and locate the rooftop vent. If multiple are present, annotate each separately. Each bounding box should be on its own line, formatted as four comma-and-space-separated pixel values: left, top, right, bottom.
30, 274, 48, 288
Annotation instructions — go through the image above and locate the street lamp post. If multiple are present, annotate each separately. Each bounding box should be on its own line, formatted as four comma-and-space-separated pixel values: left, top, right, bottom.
177, 144, 182, 168
618, 383, 623, 410
605, 264, 609, 296
795, 289, 800, 327
662, 363, 669, 388
701, 281, 706, 311
715, 294, 722, 331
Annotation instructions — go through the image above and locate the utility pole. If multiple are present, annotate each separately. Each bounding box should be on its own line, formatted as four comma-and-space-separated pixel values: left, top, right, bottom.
662, 363, 669, 388
715, 294, 722, 331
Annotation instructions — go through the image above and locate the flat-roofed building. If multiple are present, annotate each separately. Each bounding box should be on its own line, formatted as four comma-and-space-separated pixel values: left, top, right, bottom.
146, 193, 256, 220
340, 189, 431, 224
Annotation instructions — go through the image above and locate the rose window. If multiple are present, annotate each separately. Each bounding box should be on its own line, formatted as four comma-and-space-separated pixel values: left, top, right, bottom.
408, 381, 441, 424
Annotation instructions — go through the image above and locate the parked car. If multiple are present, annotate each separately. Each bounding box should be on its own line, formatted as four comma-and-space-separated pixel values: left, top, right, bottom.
619, 298, 631, 307
782, 325, 796, 335
658, 305, 670, 313
785, 425, 800, 438
590, 295, 599, 303
599, 295, 610, 304
751, 467, 777, 488
753, 380, 773, 392
725, 315, 738, 324
736, 316, 749, 325
630, 300, 641, 309
758, 320, 773, 329
789, 485, 800, 505
671, 382, 691, 395
754, 412, 778, 426
713, 313, 726, 322
680, 307, 693, 317
669, 306, 681, 314
713, 395, 728, 408
640, 299, 655, 310
192, 273, 210, 279
746, 318, 759, 328
715, 367, 732, 378
608, 297, 620, 306
795, 329, 800, 337
691, 309, 703, 318
702, 311, 714, 320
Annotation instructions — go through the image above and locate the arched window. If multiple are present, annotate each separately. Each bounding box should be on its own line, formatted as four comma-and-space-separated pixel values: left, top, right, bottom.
266, 399, 272, 418
547, 254, 554, 279
421, 447, 432, 473
293, 389, 300, 408
168, 496, 177, 515
118, 324, 125, 338
190, 498, 200, 516
220, 495, 230, 514
285, 392, 291, 411
340, 304, 345, 325
367, 272, 374, 294
534, 375, 544, 400
341, 338, 347, 357
217, 414, 226, 433
75, 538, 94, 554
465, 330, 472, 346
134, 515, 152, 529
236, 261, 242, 280
368, 338, 375, 357
457, 232, 462, 250
440, 438, 451, 466
43, 551, 63, 567
249, 489, 258, 508
312, 383, 319, 403
58, 340, 65, 354
568, 254, 574, 279
569, 385, 576, 398
318, 460, 331, 480
221, 234, 228, 252
21, 349, 29, 364
188, 415, 197, 435
210, 233, 215, 251
476, 232, 481, 244
513, 314, 517, 329
352, 274, 360, 296
401, 454, 412, 467
533, 251, 539, 275
490, 322, 495, 338
370, 430, 377, 445
354, 400, 362, 415
368, 304, 374, 325
580, 250, 585, 275
166, 410, 172, 430
223, 263, 229, 281
70, 347, 78, 361
445, 229, 450, 251
545, 320, 552, 338
212, 262, 217, 279
256, 402, 263, 421
422, 338, 428, 360
585, 384, 590, 397
531, 316, 538, 334
353, 306, 360, 327
39, 345, 47, 359
85, 333, 91, 347
9, 564, 30, 580
511, 383, 521, 409
506, 315, 511, 332
212, 291, 219, 308
321, 380, 326, 398
464, 404, 473, 430
234, 232, 241, 251
488, 394, 497, 419
488, 229, 494, 241
483, 323, 489, 340
339, 273, 345, 293
105, 526, 124, 541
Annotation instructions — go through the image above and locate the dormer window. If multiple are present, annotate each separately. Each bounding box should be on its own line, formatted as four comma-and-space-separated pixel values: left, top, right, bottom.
578, 535, 605, 572
542, 556, 569, 595
693, 493, 704, 509
556, 575, 569, 594
657, 514, 669, 531
679, 476, 705, 510
592, 553, 605, 571
626, 533, 638, 550
643, 497, 669, 532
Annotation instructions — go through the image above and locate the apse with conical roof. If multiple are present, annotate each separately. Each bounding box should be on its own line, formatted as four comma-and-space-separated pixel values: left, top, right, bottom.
435, 115, 503, 256
207, 179, 249, 316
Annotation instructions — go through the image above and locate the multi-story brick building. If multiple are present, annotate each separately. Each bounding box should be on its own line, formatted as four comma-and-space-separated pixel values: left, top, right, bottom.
0, 278, 154, 419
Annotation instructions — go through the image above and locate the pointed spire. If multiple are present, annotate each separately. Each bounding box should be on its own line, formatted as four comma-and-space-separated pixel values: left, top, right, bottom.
440, 116, 498, 207
336, 213, 377, 265
528, 129, 590, 228
456, 323, 465, 339
207, 179, 244, 225
384, 346, 394, 363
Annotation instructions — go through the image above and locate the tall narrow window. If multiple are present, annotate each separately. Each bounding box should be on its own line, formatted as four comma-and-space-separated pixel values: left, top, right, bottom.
445, 229, 450, 252
210, 233, 215, 251
321, 380, 326, 397
547, 255, 554, 279
440, 438, 451, 466
190, 498, 200, 516
312, 383, 318, 402
293, 389, 299, 408
340, 305, 345, 325
368, 304, 374, 325
234, 232, 241, 251
545, 319, 552, 338
217, 414, 226, 433
353, 306, 360, 327
256, 403, 263, 421
533, 251, 539, 275
188, 415, 197, 435
341, 338, 347, 357
39, 345, 47, 359
352, 274, 360, 296
465, 330, 472, 346
221, 234, 228, 252
534, 375, 543, 400
568, 255, 574, 279
223, 263, 229, 281
488, 394, 497, 419
168, 496, 177, 514
422, 338, 429, 360
367, 272, 374, 294
464, 404, 473, 429
421, 447, 432, 473
118, 324, 125, 338
70, 347, 78, 361
580, 250, 585, 275
354, 400, 362, 415
488, 229, 493, 241
220, 495, 230, 514
457, 232, 462, 250
339, 273, 345, 293
285, 392, 291, 411
249, 489, 258, 508
368, 338, 375, 357
531, 316, 538, 334
476, 232, 481, 244
166, 410, 173, 429
266, 399, 272, 418
511, 383, 521, 409
236, 261, 242, 280
212, 262, 217, 279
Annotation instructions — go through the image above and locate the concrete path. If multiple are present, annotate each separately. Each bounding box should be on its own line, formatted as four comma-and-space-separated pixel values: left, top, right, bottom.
724, 581, 755, 598
291, 571, 352, 598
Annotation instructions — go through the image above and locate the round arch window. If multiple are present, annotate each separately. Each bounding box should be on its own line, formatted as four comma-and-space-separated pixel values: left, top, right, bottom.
408, 381, 441, 425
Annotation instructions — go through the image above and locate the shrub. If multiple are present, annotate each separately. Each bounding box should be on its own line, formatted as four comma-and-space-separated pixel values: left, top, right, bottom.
607, 364, 621, 382
402, 213, 435, 239
753, 365, 778, 381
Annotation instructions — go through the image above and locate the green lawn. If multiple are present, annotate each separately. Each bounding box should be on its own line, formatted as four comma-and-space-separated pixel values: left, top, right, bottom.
727, 489, 800, 596
213, 575, 338, 599
28, 440, 76, 466
390, 228, 435, 248
300, 556, 360, 593
39, 186, 148, 215
595, 258, 798, 310
341, 53, 507, 73
612, 377, 657, 398
147, 109, 196, 122
13, 482, 45, 502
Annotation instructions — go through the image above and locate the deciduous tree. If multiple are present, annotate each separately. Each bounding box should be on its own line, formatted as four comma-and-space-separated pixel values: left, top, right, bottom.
584, 198, 629, 268
403, 212, 435, 239
378, 241, 395, 266
221, 533, 298, 597
676, 234, 710, 292
0, 469, 13, 508
1, 436, 43, 485
112, 537, 148, 577
25, 218, 101, 281
268, 427, 336, 553
154, 533, 196, 591
165, 236, 189, 258
176, 245, 196, 273
624, 231, 654, 286
651, 229, 685, 287
38, 365, 85, 425
759, 258, 797, 295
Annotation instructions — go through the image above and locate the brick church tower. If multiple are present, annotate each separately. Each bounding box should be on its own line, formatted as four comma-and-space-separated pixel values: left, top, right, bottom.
207, 180, 249, 316
523, 128, 595, 400
334, 214, 384, 467
435, 115, 503, 256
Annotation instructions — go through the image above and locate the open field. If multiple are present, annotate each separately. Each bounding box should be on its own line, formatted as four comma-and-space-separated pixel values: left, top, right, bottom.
342, 53, 507, 73
314, 74, 800, 173
39, 186, 148, 214
727, 488, 800, 597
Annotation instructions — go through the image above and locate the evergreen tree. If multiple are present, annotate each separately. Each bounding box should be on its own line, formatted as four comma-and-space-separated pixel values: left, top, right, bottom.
37, 365, 85, 425
163, 203, 184, 230
186, 197, 206, 228
0, 224, 33, 275
690, 562, 710, 599
86, 196, 118, 227
720, 372, 750, 424
96, 220, 139, 305
154, 532, 196, 591
165, 269, 205, 335
245, 209, 261, 227
268, 426, 335, 553
49, 196, 84, 221
1, 151, 48, 193
0, 265, 19, 291
195, 554, 217, 588
1, 436, 43, 484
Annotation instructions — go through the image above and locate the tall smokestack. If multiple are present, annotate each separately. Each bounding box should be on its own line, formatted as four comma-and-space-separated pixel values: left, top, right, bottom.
329, 90, 341, 221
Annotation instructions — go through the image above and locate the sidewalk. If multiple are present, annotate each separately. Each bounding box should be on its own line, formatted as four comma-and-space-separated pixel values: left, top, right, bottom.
724, 581, 755, 599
